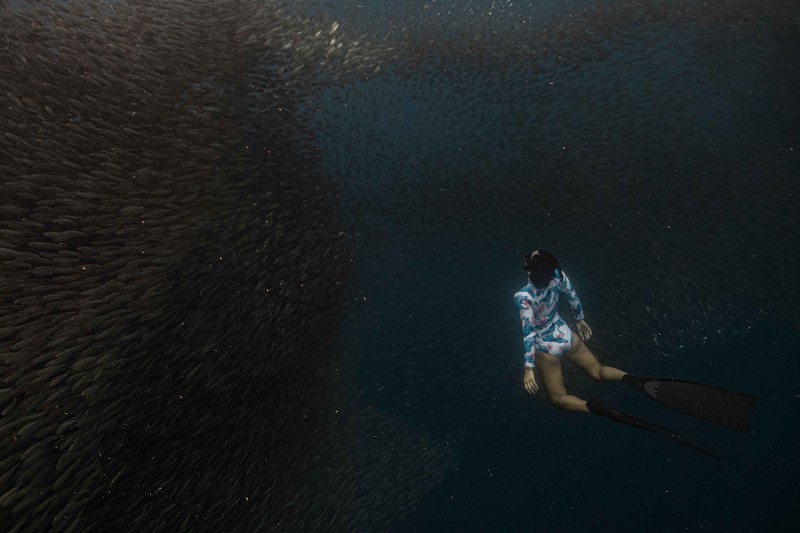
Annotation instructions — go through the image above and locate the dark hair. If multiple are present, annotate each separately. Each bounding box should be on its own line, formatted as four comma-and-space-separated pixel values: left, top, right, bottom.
524, 250, 560, 288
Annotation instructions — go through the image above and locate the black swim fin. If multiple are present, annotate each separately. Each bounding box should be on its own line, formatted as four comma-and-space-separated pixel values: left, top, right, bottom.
587, 397, 725, 460
622, 374, 756, 432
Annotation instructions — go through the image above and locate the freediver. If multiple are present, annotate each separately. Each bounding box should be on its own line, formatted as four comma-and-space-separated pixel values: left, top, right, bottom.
515, 249, 626, 411
513, 250, 756, 457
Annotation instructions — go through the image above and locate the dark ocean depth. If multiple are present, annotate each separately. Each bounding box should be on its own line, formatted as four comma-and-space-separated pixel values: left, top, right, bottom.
0, 1, 798, 532
310, 2, 800, 531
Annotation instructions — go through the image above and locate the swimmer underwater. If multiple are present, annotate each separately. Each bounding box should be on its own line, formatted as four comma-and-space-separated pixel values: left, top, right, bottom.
513, 250, 758, 458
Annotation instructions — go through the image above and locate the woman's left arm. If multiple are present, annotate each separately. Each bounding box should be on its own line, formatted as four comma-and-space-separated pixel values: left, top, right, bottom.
560, 271, 592, 341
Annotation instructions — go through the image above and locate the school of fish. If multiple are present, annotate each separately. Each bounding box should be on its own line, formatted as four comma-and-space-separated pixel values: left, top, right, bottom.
1, 0, 797, 531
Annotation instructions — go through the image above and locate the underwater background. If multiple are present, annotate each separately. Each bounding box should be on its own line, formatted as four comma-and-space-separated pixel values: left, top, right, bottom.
1, 0, 798, 531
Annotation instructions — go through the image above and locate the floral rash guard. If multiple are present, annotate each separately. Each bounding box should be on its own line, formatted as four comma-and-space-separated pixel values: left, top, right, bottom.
514, 269, 585, 368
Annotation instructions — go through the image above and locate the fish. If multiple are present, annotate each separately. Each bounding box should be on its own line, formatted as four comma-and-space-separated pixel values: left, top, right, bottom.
0, 0, 793, 531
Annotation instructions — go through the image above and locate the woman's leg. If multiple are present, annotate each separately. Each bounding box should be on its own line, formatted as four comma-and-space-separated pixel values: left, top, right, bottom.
536, 352, 589, 413
565, 335, 627, 382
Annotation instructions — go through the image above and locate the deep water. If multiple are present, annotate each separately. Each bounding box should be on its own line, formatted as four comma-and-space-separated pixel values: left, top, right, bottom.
310, 6, 800, 533
1, 1, 798, 532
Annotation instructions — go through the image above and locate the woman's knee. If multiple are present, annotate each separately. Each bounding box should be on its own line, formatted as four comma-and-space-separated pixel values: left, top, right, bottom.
568, 340, 600, 379
574, 355, 602, 380
586, 365, 603, 381
550, 393, 588, 412
550, 393, 571, 409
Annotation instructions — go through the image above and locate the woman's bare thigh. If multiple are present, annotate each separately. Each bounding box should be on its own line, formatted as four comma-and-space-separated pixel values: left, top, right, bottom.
565, 334, 602, 380
536, 352, 567, 399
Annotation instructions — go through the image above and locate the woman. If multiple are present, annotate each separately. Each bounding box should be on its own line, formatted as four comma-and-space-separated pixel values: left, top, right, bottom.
514, 250, 627, 412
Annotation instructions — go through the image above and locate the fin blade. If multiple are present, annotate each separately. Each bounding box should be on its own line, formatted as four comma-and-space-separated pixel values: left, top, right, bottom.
588, 397, 725, 460
623, 375, 756, 432
649, 379, 756, 431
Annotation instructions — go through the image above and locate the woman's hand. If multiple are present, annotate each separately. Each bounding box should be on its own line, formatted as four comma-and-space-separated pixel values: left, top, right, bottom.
524, 367, 538, 395
577, 320, 592, 341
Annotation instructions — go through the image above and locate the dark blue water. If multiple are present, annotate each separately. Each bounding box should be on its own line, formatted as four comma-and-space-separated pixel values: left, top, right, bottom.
3, 1, 795, 531
308, 2, 800, 531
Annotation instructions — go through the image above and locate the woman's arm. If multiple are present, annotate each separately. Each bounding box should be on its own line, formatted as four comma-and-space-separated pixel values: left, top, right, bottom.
558, 271, 585, 322
514, 291, 537, 369
524, 366, 539, 394
515, 292, 540, 393
576, 320, 592, 341
559, 271, 592, 340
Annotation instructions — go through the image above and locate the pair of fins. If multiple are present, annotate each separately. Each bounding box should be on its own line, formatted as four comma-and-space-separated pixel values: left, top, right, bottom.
587, 374, 757, 459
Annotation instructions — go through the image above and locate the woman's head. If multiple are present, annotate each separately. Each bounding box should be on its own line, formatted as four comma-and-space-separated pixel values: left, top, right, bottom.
524, 250, 560, 288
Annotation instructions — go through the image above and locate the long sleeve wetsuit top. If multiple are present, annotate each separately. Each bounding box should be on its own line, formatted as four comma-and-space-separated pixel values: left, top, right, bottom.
514, 270, 585, 368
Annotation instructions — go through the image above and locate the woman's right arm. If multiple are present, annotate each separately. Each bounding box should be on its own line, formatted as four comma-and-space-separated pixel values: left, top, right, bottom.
514, 291, 538, 393
524, 367, 539, 394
